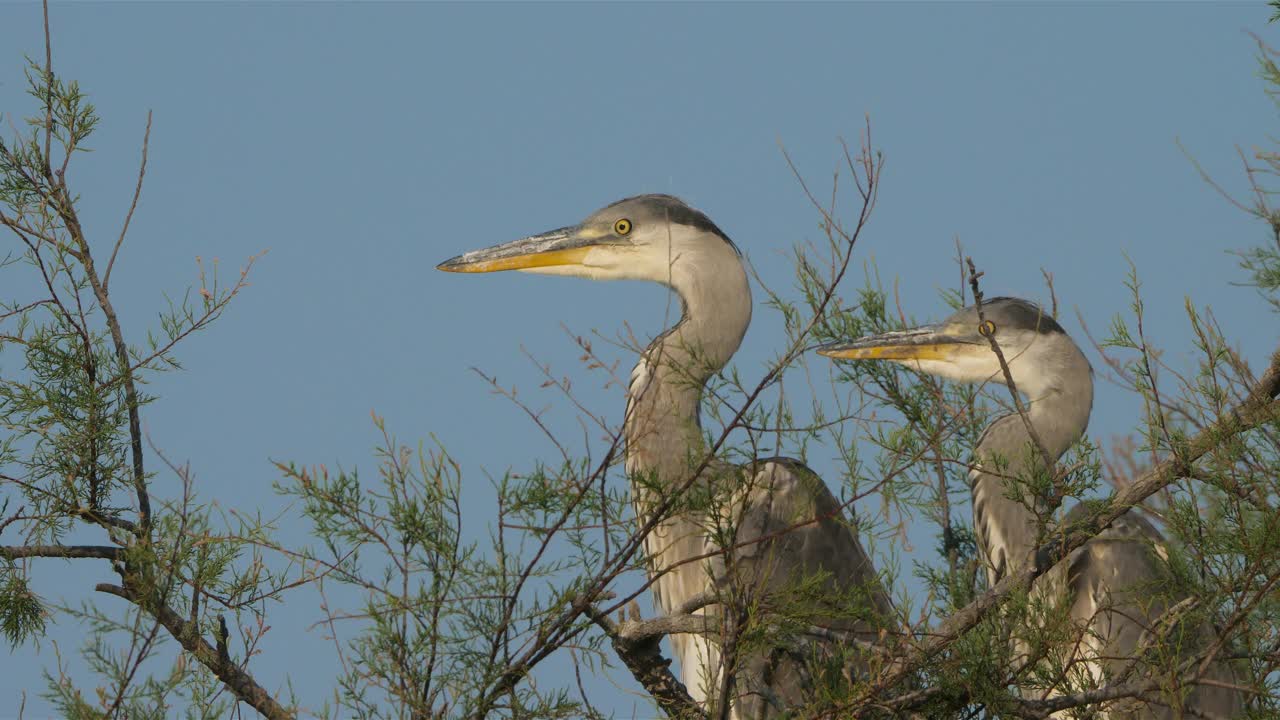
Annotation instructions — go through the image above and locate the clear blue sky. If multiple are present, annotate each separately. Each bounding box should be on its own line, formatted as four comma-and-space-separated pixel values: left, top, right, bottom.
0, 2, 1275, 716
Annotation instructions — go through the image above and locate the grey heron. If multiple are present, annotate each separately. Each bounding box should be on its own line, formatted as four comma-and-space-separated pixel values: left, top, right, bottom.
438, 194, 893, 718
819, 296, 1243, 718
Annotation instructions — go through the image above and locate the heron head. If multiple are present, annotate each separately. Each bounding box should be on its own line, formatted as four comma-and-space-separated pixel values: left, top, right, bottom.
818, 297, 1084, 398
436, 194, 740, 284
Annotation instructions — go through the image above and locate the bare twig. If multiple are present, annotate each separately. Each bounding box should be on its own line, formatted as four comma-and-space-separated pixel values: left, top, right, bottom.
104, 110, 151, 290
966, 257, 1058, 475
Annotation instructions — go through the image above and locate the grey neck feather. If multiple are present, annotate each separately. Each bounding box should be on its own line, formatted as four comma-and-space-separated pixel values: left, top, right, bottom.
970, 339, 1093, 585
624, 243, 752, 497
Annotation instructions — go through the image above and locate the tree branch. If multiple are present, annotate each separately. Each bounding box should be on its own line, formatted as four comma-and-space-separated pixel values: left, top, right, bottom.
95, 582, 293, 720
52, 180, 151, 536
585, 606, 705, 720
0, 545, 122, 561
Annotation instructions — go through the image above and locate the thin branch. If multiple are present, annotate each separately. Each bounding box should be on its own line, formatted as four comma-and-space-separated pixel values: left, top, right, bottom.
52, 179, 151, 535
104, 110, 150, 290
94, 583, 294, 720
966, 257, 1058, 475
40, 0, 52, 169
0, 299, 51, 323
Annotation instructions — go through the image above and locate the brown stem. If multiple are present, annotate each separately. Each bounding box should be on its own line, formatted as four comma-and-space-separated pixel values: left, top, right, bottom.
585, 606, 705, 720
95, 583, 293, 720
0, 545, 122, 561
52, 182, 151, 535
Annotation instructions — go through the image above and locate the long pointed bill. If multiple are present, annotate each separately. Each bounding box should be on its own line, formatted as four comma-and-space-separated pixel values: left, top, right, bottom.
817, 325, 974, 361
437, 226, 597, 274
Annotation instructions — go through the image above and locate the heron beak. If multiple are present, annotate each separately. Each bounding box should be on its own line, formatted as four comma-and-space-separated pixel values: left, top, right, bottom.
437, 225, 598, 273
817, 324, 976, 361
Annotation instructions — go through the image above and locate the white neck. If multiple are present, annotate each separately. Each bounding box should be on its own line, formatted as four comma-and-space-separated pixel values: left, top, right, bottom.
623, 241, 751, 486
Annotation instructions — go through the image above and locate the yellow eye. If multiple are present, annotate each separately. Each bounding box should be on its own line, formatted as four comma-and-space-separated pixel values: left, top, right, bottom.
613, 218, 633, 236
979, 320, 997, 337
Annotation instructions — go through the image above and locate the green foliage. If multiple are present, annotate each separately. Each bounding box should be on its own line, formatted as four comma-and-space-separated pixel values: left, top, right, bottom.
1234, 246, 1280, 311
1, 37, 270, 720
274, 414, 642, 718
0, 566, 45, 646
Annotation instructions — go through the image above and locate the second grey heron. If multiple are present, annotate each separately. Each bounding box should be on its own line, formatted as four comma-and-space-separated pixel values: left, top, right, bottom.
438, 194, 893, 718
819, 296, 1242, 718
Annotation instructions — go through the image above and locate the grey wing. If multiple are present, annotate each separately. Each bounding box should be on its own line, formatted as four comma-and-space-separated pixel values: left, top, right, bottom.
1035, 505, 1243, 719
724, 458, 894, 719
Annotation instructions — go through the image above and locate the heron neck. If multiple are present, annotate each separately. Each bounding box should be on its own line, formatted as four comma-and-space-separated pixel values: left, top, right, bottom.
1026, 372, 1094, 458
624, 255, 752, 490
971, 358, 1093, 583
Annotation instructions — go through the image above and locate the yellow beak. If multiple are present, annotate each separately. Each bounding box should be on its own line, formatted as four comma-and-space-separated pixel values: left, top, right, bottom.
437, 225, 594, 274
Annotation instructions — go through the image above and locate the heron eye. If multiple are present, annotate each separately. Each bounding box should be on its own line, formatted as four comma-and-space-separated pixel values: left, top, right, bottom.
979, 320, 997, 337
614, 218, 633, 236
